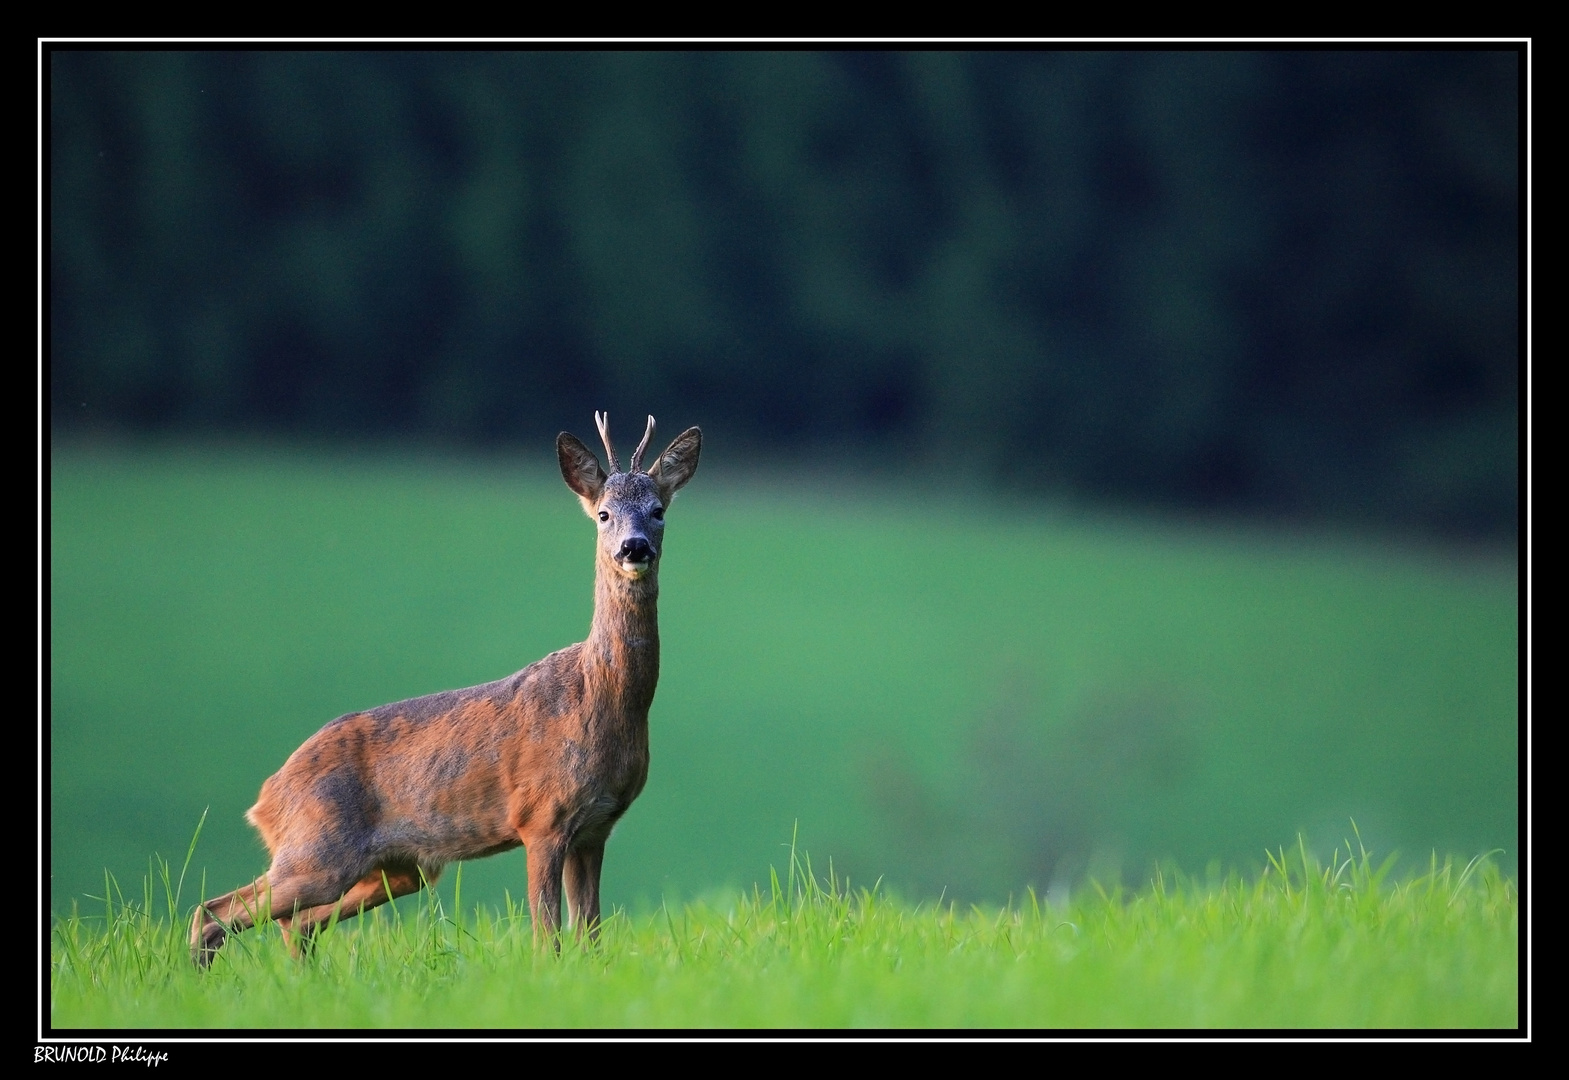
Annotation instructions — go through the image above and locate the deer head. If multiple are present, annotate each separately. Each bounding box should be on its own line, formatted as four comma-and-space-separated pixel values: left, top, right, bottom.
557, 414, 702, 579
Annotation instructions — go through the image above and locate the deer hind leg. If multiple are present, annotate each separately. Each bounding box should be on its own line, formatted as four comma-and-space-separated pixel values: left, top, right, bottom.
564, 842, 606, 942
277, 864, 431, 954
189, 860, 365, 968
190, 875, 272, 968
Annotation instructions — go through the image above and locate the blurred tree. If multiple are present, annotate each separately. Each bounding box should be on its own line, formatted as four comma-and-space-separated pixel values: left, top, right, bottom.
48, 48, 1519, 538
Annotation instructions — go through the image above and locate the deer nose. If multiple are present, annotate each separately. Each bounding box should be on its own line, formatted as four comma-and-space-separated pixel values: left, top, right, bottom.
618, 537, 654, 564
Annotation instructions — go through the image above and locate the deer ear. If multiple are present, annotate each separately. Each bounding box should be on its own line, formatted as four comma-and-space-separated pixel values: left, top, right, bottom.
557, 432, 607, 506
648, 426, 702, 501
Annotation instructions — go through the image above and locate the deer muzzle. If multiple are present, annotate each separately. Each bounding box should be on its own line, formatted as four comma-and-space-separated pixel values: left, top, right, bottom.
617, 536, 655, 571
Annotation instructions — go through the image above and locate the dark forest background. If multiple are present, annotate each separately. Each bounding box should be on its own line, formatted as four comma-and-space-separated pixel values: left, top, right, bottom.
49, 49, 1520, 538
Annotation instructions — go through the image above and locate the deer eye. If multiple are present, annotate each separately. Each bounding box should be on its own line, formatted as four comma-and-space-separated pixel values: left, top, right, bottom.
652, 506, 665, 520
598, 510, 610, 522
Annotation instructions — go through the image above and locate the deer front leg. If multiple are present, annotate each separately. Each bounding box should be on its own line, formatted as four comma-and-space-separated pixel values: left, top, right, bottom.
526, 835, 568, 950
564, 842, 606, 942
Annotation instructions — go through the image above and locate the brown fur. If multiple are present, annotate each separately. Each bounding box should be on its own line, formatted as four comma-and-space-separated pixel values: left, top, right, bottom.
191, 418, 702, 966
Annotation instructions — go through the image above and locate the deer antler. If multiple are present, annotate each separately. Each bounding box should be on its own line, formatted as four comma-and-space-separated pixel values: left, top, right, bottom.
630, 416, 656, 473
594, 411, 621, 474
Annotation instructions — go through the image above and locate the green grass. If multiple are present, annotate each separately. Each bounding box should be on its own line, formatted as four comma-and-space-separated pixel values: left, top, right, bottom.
44, 445, 1524, 1031
50, 832, 1517, 1029
49, 443, 1518, 916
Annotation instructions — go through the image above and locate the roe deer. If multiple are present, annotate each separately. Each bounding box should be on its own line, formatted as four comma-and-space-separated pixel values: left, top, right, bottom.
190, 414, 701, 967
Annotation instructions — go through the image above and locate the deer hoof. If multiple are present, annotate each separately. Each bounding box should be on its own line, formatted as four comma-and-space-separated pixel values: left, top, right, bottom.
190, 910, 226, 968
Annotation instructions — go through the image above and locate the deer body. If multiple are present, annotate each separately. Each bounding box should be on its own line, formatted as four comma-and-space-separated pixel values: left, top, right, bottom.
191, 415, 700, 966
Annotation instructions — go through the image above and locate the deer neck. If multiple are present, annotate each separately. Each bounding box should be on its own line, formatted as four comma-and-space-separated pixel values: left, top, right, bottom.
584, 558, 661, 712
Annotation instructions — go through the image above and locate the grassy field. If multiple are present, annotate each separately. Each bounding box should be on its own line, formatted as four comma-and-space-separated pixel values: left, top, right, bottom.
49, 442, 1518, 921
48, 834, 1517, 1029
